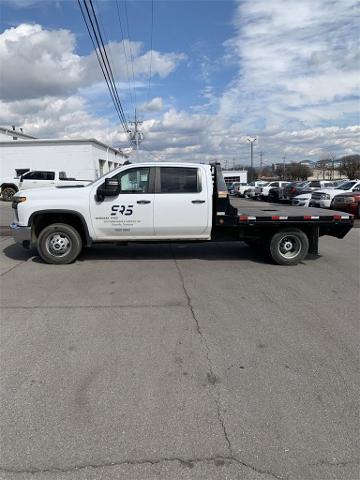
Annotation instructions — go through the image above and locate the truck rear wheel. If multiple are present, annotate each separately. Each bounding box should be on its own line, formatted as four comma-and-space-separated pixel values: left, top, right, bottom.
37, 223, 82, 264
2, 186, 17, 201
268, 228, 309, 265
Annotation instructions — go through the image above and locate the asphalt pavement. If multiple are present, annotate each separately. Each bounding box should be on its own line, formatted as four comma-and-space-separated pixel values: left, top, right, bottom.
0, 199, 359, 480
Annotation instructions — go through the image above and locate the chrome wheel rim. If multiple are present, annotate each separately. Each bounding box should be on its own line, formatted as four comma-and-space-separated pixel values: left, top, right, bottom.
278, 235, 301, 259
45, 232, 72, 257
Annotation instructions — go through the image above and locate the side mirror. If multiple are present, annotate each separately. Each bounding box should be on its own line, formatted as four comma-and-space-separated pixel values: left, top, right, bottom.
96, 177, 120, 201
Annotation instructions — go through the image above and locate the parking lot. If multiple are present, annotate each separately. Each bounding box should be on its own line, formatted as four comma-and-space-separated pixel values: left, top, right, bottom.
0, 200, 359, 480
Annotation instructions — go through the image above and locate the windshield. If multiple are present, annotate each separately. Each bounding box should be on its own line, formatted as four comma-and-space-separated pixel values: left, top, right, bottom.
335, 181, 356, 190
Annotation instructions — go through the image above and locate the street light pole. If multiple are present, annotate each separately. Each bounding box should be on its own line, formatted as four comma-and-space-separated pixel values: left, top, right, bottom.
247, 137, 257, 182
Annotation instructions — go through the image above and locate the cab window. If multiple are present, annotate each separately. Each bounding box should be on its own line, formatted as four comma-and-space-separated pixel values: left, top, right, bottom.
115, 167, 150, 193
23, 171, 55, 180
160, 167, 199, 193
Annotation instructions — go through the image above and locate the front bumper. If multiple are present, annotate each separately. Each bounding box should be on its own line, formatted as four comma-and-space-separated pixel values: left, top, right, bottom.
309, 200, 331, 208
10, 223, 31, 246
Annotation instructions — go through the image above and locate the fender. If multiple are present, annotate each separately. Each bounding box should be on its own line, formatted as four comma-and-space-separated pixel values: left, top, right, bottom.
28, 209, 93, 246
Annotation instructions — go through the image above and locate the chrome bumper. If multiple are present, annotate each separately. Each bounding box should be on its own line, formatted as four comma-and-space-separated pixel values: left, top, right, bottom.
10, 223, 31, 246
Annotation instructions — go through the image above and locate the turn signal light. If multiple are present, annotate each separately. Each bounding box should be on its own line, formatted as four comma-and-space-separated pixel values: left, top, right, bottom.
13, 196, 27, 203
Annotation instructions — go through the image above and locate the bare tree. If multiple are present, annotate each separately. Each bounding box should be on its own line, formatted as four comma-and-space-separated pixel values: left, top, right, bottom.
339, 155, 360, 180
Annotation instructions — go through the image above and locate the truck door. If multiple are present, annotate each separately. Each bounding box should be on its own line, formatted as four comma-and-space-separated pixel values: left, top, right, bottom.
20, 171, 55, 190
90, 166, 155, 239
154, 166, 210, 238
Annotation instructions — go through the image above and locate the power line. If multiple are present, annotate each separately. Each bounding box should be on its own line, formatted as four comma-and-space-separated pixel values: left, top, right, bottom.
77, 0, 130, 138
147, 0, 154, 103
124, 0, 137, 115
115, 0, 134, 115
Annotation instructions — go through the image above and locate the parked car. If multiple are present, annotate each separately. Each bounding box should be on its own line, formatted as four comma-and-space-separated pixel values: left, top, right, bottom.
234, 183, 250, 197
243, 181, 268, 198
331, 191, 360, 217
292, 193, 313, 207
292, 181, 340, 207
255, 181, 290, 200
0, 170, 91, 201
310, 180, 360, 208
283, 181, 311, 200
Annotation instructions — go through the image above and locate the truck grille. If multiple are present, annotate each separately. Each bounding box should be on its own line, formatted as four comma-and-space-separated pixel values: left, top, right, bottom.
311, 192, 326, 200
333, 196, 345, 203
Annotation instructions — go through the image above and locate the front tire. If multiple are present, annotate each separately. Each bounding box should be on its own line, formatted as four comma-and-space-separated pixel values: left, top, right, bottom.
1, 186, 17, 201
37, 223, 82, 264
268, 228, 309, 265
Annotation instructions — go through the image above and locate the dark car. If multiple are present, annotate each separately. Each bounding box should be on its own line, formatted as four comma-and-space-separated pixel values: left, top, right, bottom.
268, 186, 286, 202
283, 181, 311, 200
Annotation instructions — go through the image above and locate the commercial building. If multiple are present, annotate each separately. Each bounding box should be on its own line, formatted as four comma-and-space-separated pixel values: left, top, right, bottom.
222, 170, 248, 185
0, 128, 126, 180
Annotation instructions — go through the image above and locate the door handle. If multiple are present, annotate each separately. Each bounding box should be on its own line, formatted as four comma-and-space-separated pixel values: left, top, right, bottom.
137, 200, 151, 204
192, 200, 205, 204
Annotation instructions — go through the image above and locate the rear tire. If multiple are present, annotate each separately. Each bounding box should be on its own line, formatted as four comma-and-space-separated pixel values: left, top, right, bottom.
37, 223, 82, 264
1, 186, 17, 201
268, 228, 309, 265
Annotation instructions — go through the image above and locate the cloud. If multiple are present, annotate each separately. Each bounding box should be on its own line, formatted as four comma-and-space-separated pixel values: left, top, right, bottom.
219, 0, 360, 129
0, 24, 185, 101
1, 3, 359, 166
139, 97, 164, 112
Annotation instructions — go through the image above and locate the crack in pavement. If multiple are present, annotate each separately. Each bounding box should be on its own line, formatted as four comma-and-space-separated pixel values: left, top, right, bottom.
309, 458, 359, 468
171, 253, 232, 454
0, 259, 27, 277
1, 304, 187, 310
0, 455, 284, 478
171, 251, 284, 480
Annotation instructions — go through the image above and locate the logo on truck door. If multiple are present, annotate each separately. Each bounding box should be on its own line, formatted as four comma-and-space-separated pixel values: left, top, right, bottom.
111, 205, 134, 216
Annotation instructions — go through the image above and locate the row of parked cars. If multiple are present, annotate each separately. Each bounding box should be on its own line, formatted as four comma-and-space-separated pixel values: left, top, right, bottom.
229, 179, 360, 218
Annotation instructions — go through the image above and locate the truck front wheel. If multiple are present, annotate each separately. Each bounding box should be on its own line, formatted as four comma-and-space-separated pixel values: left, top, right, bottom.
37, 223, 82, 264
268, 228, 309, 265
1, 186, 17, 201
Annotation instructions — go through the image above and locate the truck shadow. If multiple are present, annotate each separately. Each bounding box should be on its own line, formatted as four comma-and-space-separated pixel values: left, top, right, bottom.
2, 241, 274, 265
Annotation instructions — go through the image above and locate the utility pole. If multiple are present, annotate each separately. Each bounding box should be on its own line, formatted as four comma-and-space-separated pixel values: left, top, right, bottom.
259, 151, 263, 177
129, 109, 144, 156
247, 137, 257, 182
282, 155, 286, 180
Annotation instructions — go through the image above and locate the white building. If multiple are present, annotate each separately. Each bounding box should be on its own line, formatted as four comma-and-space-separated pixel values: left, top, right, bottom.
0, 132, 126, 180
222, 170, 248, 185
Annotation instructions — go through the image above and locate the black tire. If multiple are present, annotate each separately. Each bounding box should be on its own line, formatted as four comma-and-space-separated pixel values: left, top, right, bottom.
1, 186, 17, 201
268, 228, 309, 265
37, 223, 82, 264
244, 190, 251, 199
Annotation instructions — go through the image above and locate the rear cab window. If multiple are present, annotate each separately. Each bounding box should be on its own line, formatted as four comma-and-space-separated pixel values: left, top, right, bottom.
159, 167, 200, 193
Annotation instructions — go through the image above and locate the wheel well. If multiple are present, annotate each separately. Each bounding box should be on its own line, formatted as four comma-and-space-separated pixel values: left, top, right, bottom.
1, 183, 18, 192
32, 212, 89, 244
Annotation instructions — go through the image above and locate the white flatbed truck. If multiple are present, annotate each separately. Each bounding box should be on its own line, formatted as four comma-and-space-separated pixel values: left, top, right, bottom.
10, 162, 353, 265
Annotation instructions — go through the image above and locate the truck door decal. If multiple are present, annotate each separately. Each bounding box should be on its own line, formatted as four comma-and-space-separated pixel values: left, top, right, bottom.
111, 205, 134, 216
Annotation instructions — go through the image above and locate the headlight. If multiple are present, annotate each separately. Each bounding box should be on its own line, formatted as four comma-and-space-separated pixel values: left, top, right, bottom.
325, 194, 331, 200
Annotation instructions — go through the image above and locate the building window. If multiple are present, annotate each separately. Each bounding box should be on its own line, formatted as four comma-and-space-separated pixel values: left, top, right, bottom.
99, 159, 105, 176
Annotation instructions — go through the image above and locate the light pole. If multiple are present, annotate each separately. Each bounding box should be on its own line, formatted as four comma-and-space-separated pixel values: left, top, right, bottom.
247, 137, 257, 182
